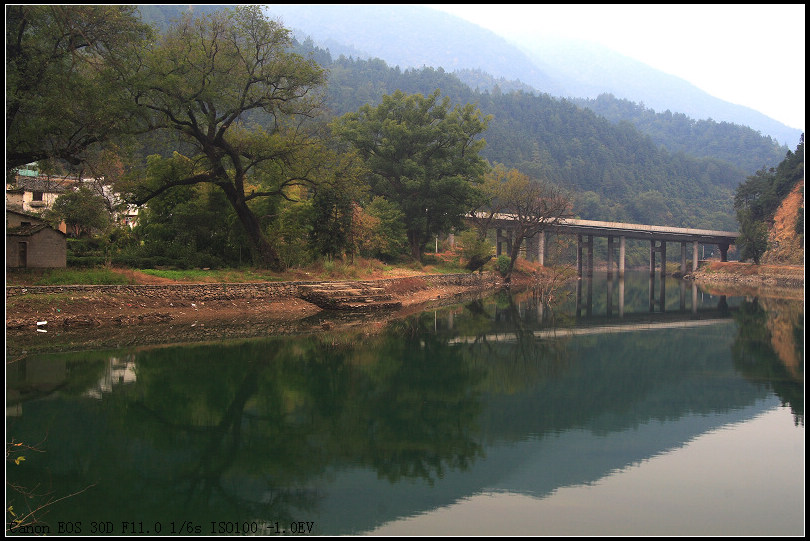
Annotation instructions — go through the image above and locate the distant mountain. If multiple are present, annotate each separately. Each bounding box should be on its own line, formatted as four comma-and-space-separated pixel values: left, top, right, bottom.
265, 4, 802, 147
516, 36, 803, 148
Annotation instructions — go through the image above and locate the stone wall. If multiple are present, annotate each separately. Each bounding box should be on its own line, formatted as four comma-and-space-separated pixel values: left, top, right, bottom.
5, 272, 500, 299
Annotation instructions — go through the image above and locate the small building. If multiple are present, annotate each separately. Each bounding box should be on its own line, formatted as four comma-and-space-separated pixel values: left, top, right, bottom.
6, 208, 66, 268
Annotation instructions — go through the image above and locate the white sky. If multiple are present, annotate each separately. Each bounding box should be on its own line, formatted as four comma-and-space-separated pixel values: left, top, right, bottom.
428, 4, 805, 132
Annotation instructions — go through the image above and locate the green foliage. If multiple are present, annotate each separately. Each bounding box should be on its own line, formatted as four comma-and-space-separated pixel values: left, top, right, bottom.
126, 6, 329, 269
6, 5, 152, 169
577, 94, 789, 174
319, 53, 746, 231
736, 211, 770, 264
459, 230, 494, 263
33, 268, 134, 285
333, 89, 490, 259
357, 197, 408, 261
496, 255, 511, 276
47, 187, 112, 237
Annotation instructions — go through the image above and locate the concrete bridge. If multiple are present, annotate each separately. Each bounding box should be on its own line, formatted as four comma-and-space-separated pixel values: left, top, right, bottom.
488, 216, 739, 277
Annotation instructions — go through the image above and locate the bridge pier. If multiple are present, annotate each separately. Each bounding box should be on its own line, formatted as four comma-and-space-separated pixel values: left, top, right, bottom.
496, 228, 513, 258
650, 240, 666, 276
576, 235, 594, 277
537, 231, 545, 266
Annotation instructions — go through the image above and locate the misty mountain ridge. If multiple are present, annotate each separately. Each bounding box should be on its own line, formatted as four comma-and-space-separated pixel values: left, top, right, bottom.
266, 4, 801, 147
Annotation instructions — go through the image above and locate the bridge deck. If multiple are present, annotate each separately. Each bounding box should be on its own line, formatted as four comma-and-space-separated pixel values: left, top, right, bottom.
489, 216, 738, 244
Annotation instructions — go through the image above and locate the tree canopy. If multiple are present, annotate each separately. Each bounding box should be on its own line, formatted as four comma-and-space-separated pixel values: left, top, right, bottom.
6, 5, 151, 170
333, 89, 490, 258
123, 5, 329, 269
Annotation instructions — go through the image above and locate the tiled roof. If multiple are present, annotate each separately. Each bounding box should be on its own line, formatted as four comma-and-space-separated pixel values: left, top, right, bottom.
14, 177, 75, 192
7, 223, 53, 236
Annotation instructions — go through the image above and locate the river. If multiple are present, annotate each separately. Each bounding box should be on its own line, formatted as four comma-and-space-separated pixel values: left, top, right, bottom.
5, 271, 804, 536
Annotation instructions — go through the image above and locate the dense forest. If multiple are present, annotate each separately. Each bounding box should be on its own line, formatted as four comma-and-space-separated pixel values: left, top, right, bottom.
574, 94, 788, 174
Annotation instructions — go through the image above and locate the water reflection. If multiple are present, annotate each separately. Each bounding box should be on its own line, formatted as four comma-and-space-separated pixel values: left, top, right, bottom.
574, 274, 734, 322
5, 274, 804, 535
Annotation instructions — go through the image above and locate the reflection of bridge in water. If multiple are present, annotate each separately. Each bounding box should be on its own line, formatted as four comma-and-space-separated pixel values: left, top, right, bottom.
574, 274, 730, 318
448, 275, 735, 345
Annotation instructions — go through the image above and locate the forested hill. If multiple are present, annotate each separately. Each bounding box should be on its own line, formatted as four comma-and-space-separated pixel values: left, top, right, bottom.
574, 94, 790, 174
132, 6, 771, 231
323, 54, 743, 230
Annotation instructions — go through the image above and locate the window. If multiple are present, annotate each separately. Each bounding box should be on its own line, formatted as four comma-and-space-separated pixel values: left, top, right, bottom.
32, 191, 43, 201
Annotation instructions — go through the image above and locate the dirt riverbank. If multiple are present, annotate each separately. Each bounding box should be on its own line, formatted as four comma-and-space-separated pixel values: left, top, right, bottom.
6, 269, 509, 332
686, 261, 804, 300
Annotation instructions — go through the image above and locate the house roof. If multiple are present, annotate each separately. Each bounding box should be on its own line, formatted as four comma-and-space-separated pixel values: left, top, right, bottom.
6, 207, 45, 222
7, 223, 63, 237
14, 177, 75, 193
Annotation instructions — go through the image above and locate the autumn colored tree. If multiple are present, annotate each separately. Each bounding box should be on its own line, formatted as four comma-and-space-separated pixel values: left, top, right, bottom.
492, 168, 571, 283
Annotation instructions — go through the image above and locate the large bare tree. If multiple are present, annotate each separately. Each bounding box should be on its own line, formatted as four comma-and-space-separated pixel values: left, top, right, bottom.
493, 167, 571, 283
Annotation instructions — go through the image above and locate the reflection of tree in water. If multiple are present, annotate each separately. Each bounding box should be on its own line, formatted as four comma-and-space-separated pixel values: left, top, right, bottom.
96, 324, 486, 523
356, 318, 485, 485
732, 298, 804, 425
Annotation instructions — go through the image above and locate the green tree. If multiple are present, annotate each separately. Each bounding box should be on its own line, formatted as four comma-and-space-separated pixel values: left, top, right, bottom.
333, 90, 490, 260
735, 210, 769, 264
355, 197, 408, 261
6, 5, 151, 170
47, 186, 112, 237
124, 6, 328, 270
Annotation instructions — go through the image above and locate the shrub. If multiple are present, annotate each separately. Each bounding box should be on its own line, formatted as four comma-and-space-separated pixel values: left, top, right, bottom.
496, 255, 511, 276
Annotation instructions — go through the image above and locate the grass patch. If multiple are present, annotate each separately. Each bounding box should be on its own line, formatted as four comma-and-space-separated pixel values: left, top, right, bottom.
8, 268, 135, 286
6, 291, 88, 311
136, 268, 285, 282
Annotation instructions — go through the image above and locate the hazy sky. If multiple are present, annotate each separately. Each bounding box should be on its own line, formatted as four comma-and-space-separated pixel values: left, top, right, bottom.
428, 4, 805, 132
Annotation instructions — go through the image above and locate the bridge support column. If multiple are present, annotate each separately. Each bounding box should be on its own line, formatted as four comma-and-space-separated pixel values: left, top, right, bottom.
680, 242, 687, 275
607, 236, 614, 278
577, 235, 583, 277
586, 235, 594, 277
538, 230, 545, 266
650, 240, 666, 276
496, 228, 512, 257
693, 241, 699, 271
719, 243, 729, 262
619, 236, 626, 278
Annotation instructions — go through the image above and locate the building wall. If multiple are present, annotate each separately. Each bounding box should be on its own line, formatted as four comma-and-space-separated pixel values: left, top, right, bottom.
7, 229, 67, 268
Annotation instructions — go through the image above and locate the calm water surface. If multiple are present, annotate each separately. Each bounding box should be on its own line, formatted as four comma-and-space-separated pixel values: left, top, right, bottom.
6, 272, 804, 536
